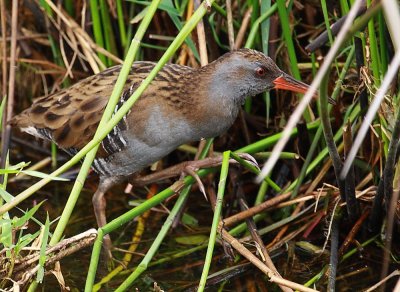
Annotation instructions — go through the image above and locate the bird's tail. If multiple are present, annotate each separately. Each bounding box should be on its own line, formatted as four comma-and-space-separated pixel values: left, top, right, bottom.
8, 109, 31, 128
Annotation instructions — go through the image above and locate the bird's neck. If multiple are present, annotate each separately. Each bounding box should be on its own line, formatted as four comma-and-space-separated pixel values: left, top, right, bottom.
180, 64, 245, 139
199, 61, 247, 116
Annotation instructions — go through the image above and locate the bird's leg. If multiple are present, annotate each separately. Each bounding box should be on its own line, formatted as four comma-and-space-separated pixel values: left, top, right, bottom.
130, 154, 258, 193
93, 177, 116, 260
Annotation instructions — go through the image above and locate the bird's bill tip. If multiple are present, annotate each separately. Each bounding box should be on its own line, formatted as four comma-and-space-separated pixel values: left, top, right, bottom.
272, 74, 310, 95
273, 74, 337, 105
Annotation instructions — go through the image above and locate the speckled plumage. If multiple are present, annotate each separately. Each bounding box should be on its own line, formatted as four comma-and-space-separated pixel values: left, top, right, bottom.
11, 49, 311, 251
12, 62, 194, 153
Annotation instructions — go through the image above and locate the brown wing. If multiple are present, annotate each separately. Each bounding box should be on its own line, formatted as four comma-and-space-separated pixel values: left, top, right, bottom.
11, 62, 195, 157
11, 64, 146, 150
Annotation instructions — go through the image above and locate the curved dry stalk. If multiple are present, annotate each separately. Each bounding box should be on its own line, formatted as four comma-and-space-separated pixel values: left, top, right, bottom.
222, 190, 293, 227
364, 269, 400, 292
2, 229, 97, 287
220, 229, 318, 292
42, 0, 123, 72
236, 190, 292, 292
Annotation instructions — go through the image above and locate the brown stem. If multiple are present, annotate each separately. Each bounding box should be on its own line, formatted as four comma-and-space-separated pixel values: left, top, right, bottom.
223, 191, 292, 227
237, 190, 292, 292
194, 0, 208, 65
338, 209, 370, 257
220, 229, 318, 292
0, 0, 7, 97
0, 0, 18, 184
226, 0, 235, 50
234, 8, 252, 49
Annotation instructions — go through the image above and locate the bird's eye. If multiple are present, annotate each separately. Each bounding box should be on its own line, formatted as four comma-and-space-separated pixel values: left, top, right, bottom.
256, 67, 266, 76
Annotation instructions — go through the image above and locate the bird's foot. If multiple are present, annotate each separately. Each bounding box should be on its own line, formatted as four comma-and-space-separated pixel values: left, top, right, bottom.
130, 153, 259, 197
99, 234, 116, 269
100, 240, 130, 271
178, 153, 258, 198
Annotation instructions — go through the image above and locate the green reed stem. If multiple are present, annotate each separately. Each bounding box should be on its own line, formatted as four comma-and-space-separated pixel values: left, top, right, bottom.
245, 3, 277, 50
99, 0, 118, 65
117, 0, 128, 49
198, 151, 230, 292
260, 0, 272, 122
89, 0, 107, 64
367, 0, 381, 84
276, 0, 300, 79
276, 0, 312, 122
321, 0, 340, 73
378, 11, 388, 74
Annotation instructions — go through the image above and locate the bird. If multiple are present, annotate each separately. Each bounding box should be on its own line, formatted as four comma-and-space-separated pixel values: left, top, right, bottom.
11, 48, 313, 254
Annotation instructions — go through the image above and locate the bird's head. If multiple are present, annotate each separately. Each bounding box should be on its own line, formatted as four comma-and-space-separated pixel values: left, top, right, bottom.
207, 49, 311, 104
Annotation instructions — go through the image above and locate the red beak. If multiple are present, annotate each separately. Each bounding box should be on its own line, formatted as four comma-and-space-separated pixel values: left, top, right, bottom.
273, 74, 336, 105
273, 74, 310, 94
